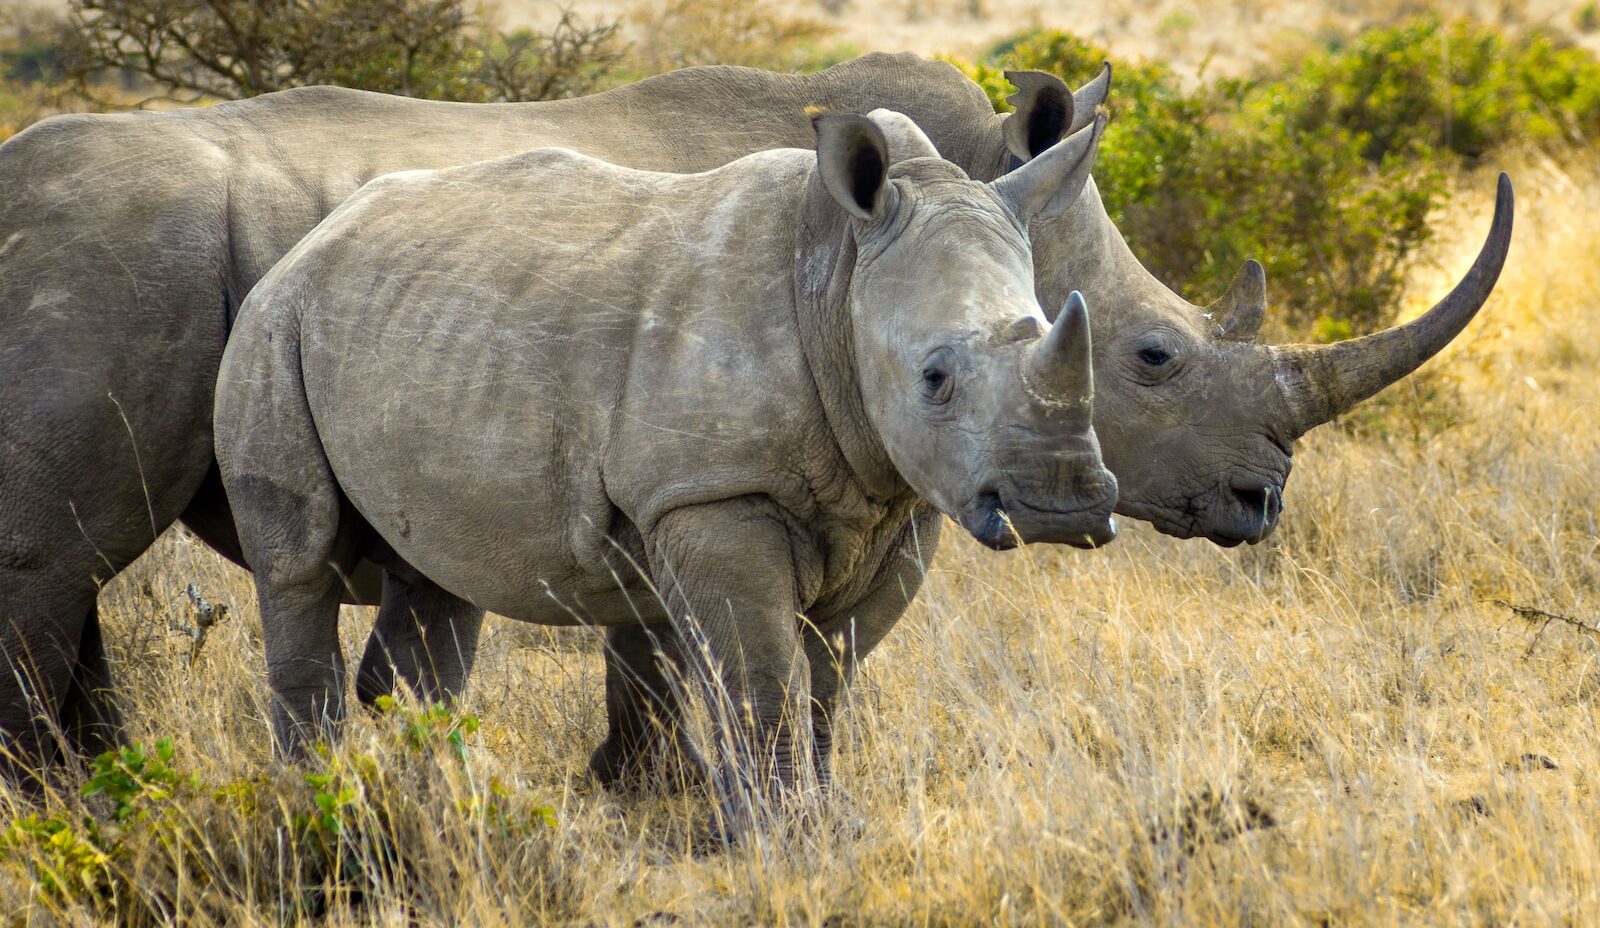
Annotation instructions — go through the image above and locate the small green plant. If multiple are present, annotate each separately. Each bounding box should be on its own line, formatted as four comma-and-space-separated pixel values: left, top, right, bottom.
371, 693, 481, 763
82, 737, 198, 822
0, 812, 112, 902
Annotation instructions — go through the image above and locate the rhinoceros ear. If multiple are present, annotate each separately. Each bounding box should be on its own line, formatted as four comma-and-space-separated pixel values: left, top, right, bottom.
865, 108, 941, 161
813, 112, 891, 222
1003, 65, 1112, 160
1069, 62, 1112, 135
992, 111, 1105, 224
1003, 70, 1074, 161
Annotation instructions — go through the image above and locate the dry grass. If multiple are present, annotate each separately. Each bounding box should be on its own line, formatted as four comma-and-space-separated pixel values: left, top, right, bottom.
2, 150, 1597, 924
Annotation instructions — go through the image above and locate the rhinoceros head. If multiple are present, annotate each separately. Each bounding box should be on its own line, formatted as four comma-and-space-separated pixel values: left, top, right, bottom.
997, 72, 1514, 546
810, 111, 1119, 550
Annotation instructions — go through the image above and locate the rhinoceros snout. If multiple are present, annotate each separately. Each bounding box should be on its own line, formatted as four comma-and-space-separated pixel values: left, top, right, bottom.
961, 474, 1120, 551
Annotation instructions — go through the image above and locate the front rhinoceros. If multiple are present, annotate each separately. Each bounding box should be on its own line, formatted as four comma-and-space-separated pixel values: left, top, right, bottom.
214, 112, 1117, 826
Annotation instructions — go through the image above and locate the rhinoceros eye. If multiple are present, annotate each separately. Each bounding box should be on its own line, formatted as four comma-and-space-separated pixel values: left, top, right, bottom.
921, 367, 952, 404
1138, 346, 1172, 367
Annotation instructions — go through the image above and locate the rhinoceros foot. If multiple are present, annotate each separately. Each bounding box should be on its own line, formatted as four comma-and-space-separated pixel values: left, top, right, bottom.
588, 730, 709, 797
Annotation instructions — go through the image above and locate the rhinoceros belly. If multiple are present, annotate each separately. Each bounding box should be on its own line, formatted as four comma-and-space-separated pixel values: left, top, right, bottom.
301, 293, 652, 624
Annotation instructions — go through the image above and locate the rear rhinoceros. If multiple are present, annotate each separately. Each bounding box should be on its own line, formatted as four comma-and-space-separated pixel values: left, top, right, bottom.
213, 113, 1118, 825
0, 52, 1511, 782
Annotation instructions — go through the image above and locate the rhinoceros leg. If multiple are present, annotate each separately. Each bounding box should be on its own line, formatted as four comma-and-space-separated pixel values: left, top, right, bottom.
588, 622, 708, 794
803, 509, 940, 790
646, 500, 813, 837
1, 138, 233, 782
56, 602, 125, 761
217, 319, 367, 755
180, 459, 388, 606
1, 596, 125, 789
354, 569, 484, 710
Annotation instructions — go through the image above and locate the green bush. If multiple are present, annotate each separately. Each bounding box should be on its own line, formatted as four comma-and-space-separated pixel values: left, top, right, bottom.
64, 0, 623, 104
952, 30, 1441, 337
952, 17, 1600, 338
1300, 15, 1600, 162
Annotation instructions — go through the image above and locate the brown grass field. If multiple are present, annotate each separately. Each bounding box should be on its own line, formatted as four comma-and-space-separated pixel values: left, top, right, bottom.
5, 3, 1600, 926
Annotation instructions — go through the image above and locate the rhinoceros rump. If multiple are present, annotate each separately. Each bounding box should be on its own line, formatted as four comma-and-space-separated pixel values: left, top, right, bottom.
0, 53, 1510, 783
215, 113, 1117, 830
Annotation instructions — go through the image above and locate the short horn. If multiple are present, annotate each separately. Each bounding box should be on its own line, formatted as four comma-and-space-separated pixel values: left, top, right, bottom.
1028, 291, 1094, 408
1210, 259, 1266, 341
1273, 172, 1514, 434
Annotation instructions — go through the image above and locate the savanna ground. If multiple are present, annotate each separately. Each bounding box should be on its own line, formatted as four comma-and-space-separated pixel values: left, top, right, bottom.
4, 2, 1600, 925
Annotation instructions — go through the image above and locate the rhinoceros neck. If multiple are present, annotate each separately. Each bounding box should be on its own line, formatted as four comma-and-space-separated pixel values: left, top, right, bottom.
1057, 176, 1206, 322
792, 177, 907, 505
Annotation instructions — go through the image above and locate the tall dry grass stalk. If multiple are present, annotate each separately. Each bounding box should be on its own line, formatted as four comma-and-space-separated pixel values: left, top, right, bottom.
3, 152, 1599, 924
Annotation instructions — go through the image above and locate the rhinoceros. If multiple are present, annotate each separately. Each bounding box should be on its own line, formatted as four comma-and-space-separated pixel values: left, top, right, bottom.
214, 112, 1118, 829
0, 52, 1511, 781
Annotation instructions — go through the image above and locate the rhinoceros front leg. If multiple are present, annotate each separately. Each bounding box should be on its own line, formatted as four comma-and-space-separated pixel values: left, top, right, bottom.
804, 508, 940, 790
354, 569, 485, 710
646, 499, 813, 837
588, 622, 708, 794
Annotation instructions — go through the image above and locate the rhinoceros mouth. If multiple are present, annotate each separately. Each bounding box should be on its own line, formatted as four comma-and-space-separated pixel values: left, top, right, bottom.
962, 491, 1118, 551
1117, 484, 1281, 547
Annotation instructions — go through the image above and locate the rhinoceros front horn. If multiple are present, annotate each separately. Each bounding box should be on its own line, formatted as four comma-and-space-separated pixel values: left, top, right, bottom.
1027, 291, 1094, 408
1273, 172, 1514, 435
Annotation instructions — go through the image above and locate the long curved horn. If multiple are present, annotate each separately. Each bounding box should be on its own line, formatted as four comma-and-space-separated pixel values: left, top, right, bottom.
1272, 172, 1514, 435
1027, 291, 1094, 408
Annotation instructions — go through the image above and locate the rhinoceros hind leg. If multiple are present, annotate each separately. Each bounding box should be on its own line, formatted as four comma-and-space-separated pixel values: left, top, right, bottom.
58, 602, 126, 762
243, 493, 362, 759
589, 622, 707, 795
355, 568, 485, 710
0, 566, 112, 789
179, 460, 387, 607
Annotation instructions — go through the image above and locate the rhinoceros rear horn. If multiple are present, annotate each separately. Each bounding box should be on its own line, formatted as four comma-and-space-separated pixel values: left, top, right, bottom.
993, 111, 1106, 224
1003, 70, 1074, 161
814, 112, 891, 221
1210, 259, 1267, 341
1274, 172, 1515, 435
1027, 291, 1094, 409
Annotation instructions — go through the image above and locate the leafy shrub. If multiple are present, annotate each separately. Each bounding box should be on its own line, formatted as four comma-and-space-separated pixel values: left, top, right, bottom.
0, 7, 69, 140
952, 30, 1443, 337
1300, 15, 1600, 162
63, 0, 623, 103
953, 18, 1600, 338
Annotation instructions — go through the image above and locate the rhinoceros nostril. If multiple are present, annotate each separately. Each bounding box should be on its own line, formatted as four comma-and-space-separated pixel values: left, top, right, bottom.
1230, 483, 1282, 530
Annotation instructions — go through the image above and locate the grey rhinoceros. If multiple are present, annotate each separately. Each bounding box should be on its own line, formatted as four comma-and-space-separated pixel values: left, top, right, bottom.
214, 112, 1118, 830
0, 52, 1511, 782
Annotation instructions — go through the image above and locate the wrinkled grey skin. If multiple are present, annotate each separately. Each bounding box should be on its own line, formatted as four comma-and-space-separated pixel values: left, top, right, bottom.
0, 52, 1511, 782
214, 113, 1117, 830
